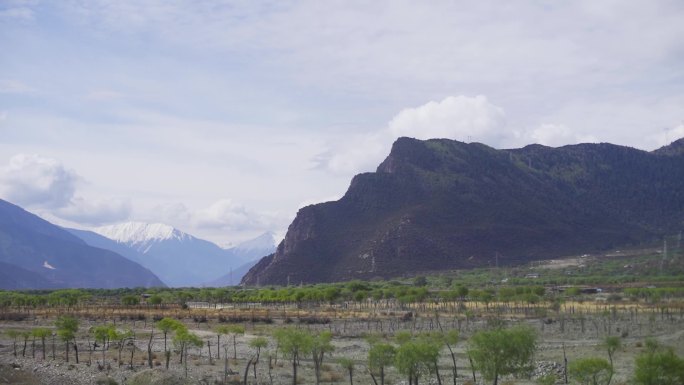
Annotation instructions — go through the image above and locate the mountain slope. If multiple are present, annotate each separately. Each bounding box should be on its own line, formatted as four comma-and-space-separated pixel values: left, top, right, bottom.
242, 137, 684, 285
66, 228, 149, 266
203, 259, 260, 287
0, 199, 165, 289
88, 223, 272, 287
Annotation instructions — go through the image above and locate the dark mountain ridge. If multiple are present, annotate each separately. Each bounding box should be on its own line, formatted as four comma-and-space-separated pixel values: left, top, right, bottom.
242, 137, 684, 285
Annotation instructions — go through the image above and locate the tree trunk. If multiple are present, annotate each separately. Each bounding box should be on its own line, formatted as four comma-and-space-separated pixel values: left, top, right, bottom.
253, 348, 260, 379
41, 337, 46, 360
348, 368, 354, 385
148, 331, 154, 368
233, 335, 237, 360
74, 342, 79, 364
292, 356, 298, 385
184, 345, 188, 378
434, 361, 442, 385
32, 337, 36, 358
447, 347, 457, 385
22, 337, 27, 357
369, 370, 379, 385
65, 340, 69, 363
468, 355, 476, 383
165, 350, 171, 370
217, 335, 221, 359
224, 347, 229, 385
118, 343, 123, 367
51, 335, 55, 360
129, 343, 135, 369
12, 340, 17, 357
243, 356, 255, 385
563, 342, 568, 384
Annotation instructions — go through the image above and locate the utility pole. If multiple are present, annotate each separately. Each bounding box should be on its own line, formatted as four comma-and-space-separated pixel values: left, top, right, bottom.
660, 239, 668, 275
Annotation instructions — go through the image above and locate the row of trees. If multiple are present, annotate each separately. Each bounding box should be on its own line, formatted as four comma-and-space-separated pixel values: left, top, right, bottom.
6, 317, 684, 385
5, 281, 684, 311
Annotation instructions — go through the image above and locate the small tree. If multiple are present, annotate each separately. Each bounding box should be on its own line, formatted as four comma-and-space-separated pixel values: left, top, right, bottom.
603, 336, 621, 384
229, 325, 245, 360
121, 295, 140, 306
112, 327, 134, 367
55, 316, 79, 363
338, 357, 355, 385
467, 325, 537, 385
311, 331, 334, 385
368, 342, 396, 385
395, 338, 440, 385
274, 327, 314, 385
569, 357, 613, 385
157, 317, 183, 369
173, 328, 202, 377
91, 324, 115, 366
248, 336, 269, 379
215, 325, 231, 360
443, 330, 459, 385
6, 330, 20, 357
20, 331, 31, 357
633, 345, 684, 385
32, 328, 51, 360
156, 317, 183, 353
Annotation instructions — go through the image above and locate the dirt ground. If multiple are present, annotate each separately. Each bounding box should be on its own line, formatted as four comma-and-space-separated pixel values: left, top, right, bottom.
1, 306, 683, 385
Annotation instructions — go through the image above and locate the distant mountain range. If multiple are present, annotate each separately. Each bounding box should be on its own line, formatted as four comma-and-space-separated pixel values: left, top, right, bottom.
0, 199, 164, 289
242, 137, 684, 285
69, 222, 276, 287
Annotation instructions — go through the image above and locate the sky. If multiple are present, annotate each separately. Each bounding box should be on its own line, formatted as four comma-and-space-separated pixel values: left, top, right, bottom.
1, 1, 683, 246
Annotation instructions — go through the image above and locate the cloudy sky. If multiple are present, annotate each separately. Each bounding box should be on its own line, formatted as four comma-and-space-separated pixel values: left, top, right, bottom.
1, 1, 683, 245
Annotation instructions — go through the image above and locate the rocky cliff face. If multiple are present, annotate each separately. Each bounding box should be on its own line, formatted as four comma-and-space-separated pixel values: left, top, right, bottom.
242, 137, 684, 285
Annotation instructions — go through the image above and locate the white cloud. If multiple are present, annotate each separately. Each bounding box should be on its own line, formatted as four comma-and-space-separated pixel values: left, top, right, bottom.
0, 154, 130, 226
529, 124, 598, 147
147, 199, 285, 235
313, 132, 390, 176
193, 199, 274, 232
388, 95, 508, 144
316, 95, 510, 175
0, 154, 79, 208
55, 196, 131, 225
664, 122, 684, 144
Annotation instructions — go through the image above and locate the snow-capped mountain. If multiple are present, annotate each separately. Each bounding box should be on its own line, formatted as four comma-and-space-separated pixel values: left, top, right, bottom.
232, 231, 278, 261
95, 222, 192, 251
73, 222, 276, 287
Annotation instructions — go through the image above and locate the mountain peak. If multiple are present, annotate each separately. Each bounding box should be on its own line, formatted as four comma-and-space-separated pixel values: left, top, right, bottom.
94, 222, 190, 244
653, 137, 684, 156
235, 231, 277, 252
